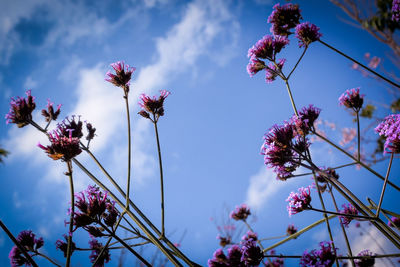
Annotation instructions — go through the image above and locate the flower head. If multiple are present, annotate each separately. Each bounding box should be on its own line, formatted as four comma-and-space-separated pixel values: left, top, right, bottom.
55, 235, 76, 257
89, 238, 111, 267
38, 129, 81, 161
291, 105, 321, 136
217, 235, 231, 247
265, 59, 285, 83
228, 245, 245, 266
9, 230, 43, 267
300, 241, 336, 267
286, 224, 297, 236
339, 88, 364, 112
268, 3, 302, 36
392, 0, 400, 22
388, 216, 400, 228
208, 248, 229, 267
5, 90, 36, 128
138, 90, 171, 121
230, 204, 251, 221
9, 247, 29, 267
86, 122, 96, 141
286, 186, 311, 216
247, 58, 266, 77
241, 240, 263, 266
57, 115, 84, 139
248, 35, 289, 61
41, 99, 61, 122
295, 22, 322, 47
241, 231, 258, 243
105, 61, 135, 92
375, 114, 400, 154
339, 203, 359, 228
355, 250, 375, 267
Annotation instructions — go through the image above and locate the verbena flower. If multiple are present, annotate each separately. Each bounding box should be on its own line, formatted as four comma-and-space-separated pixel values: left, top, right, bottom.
208, 248, 229, 267
217, 235, 231, 247
38, 129, 81, 161
339, 88, 364, 112
339, 204, 359, 228
230, 204, 251, 221
388, 216, 400, 228
268, 3, 302, 36
57, 115, 84, 139
300, 241, 336, 267
291, 105, 321, 136
227, 245, 245, 267
392, 0, 400, 22
5, 90, 36, 128
286, 224, 297, 235
41, 99, 61, 122
247, 35, 289, 61
247, 58, 266, 77
286, 186, 311, 216
89, 238, 111, 267
375, 114, 400, 154
9, 230, 43, 267
265, 59, 285, 83
241, 231, 258, 243
55, 235, 76, 258
86, 122, 96, 141
138, 89, 171, 121
295, 22, 322, 47
105, 61, 135, 92
241, 240, 264, 266
355, 250, 375, 267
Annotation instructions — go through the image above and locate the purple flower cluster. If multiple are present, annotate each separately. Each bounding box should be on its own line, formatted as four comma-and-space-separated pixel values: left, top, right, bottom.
291, 105, 321, 136
5, 90, 36, 128
89, 238, 111, 267
339, 203, 359, 228
105, 61, 135, 92
71, 185, 119, 235
286, 224, 297, 235
339, 88, 364, 112
241, 231, 258, 243
267, 3, 302, 36
392, 0, 400, 22
9, 230, 43, 267
388, 216, 400, 228
38, 128, 82, 161
55, 235, 77, 258
295, 22, 322, 47
266, 59, 286, 83
300, 241, 337, 267
375, 114, 400, 154
354, 250, 375, 267
138, 89, 171, 121
41, 99, 61, 122
286, 186, 311, 216
230, 204, 251, 221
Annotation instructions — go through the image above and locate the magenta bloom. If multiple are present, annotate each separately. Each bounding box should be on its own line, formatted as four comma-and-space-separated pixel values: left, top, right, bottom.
227, 245, 244, 267
217, 235, 231, 247
5, 90, 36, 128
41, 99, 61, 122
9, 230, 43, 267
300, 241, 336, 267
339, 203, 359, 228
291, 104, 321, 136
55, 235, 76, 258
375, 114, 400, 153
286, 224, 297, 235
339, 87, 364, 112
248, 35, 289, 61
247, 58, 266, 77
388, 216, 400, 228
38, 129, 81, 161
105, 61, 135, 92
268, 3, 302, 36
230, 204, 251, 221
241, 240, 263, 266
208, 248, 229, 267
295, 22, 322, 47
89, 238, 111, 267
355, 250, 375, 267
286, 186, 311, 216
265, 59, 285, 83
138, 89, 171, 121
393, 0, 400, 21
241, 231, 258, 243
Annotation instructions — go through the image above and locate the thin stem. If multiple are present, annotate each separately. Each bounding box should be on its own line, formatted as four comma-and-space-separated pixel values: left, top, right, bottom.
0, 220, 39, 267
376, 153, 394, 217
123, 90, 132, 210
287, 47, 308, 79
263, 253, 400, 259
312, 131, 400, 192
309, 207, 373, 220
36, 252, 62, 267
318, 39, 400, 89
259, 235, 288, 241
244, 221, 264, 251
356, 111, 361, 161
368, 198, 400, 233
65, 161, 74, 267
153, 119, 165, 237
109, 241, 151, 250
283, 79, 299, 116
288, 162, 357, 178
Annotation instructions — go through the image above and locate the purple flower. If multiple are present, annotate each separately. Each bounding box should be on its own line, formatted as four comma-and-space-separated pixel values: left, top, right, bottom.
339, 88, 364, 112
105, 61, 135, 92
291, 105, 321, 136
138, 90, 171, 121
228, 245, 244, 266
286, 186, 311, 216
247, 58, 266, 77
9, 247, 29, 267
55, 235, 76, 258
339, 204, 359, 228
208, 248, 229, 267
265, 59, 285, 83
286, 224, 297, 235
89, 238, 111, 267
241, 240, 263, 266
300, 241, 336, 267
388, 216, 400, 228
295, 22, 322, 47
38, 129, 81, 161
9, 230, 44, 267
241, 231, 258, 242
230, 204, 251, 221
57, 115, 84, 139
248, 35, 289, 61
375, 114, 400, 154
86, 122, 96, 141
392, 0, 400, 22
41, 99, 61, 122
5, 90, 36, 128
268, 3, 302, 36
354, 250, 375, 267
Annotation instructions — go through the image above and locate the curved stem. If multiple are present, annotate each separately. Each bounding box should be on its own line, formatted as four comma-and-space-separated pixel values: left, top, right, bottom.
318, 39, 400, 89
376, 153, 394, 217
36, 252, 62, 267
287, 47, 308, 80
65, 161, 74, 267
153, 119, 165, 237
124, 91, 132, 210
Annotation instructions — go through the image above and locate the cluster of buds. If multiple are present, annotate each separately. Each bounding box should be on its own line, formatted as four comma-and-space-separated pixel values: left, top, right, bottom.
300, 241, 336, 267
38, 129, 81, 161
138, 90, 171, 122
41, 99, 61, 122
9, 230, 43, 267
375, 114, 400, 154
5, 90, 36, 128
105, 61, 136, 94
55, 235, 77, 258
339, 87, 364, 112
339, 203, 359, 228
286, 186, 311, 216
230, 204, 251, 221
286, 224, 297, 236
208, 241, 263, 267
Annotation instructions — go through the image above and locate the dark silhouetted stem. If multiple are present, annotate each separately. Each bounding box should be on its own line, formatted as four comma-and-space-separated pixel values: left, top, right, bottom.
376, 153, 394, 217
36, 252, 62, 267
65, 161, 74, 267
356, 112, 361, 161
123, 90, 132, 210
153, 118, 165, 237
287, 47, 308, 79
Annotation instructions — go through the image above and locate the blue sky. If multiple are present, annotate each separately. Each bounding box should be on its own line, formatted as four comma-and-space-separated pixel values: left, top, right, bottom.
0, 0, 399, 266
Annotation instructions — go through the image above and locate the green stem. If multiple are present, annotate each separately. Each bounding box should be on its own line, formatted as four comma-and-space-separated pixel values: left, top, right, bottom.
36, 252, 62, 267
288, 162, 357, 178
264, 253, 400, 259
376, 153, 394, 217
65, 161, 74, 267
153, 119, 165, 237
283, 79, 299, 116
308, 207, 373, 220
318, 39, 400, 89
356, 111, 361, 161
259, 235, 288, 241
287, 47, 308, 79
123, 90, 132, 210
